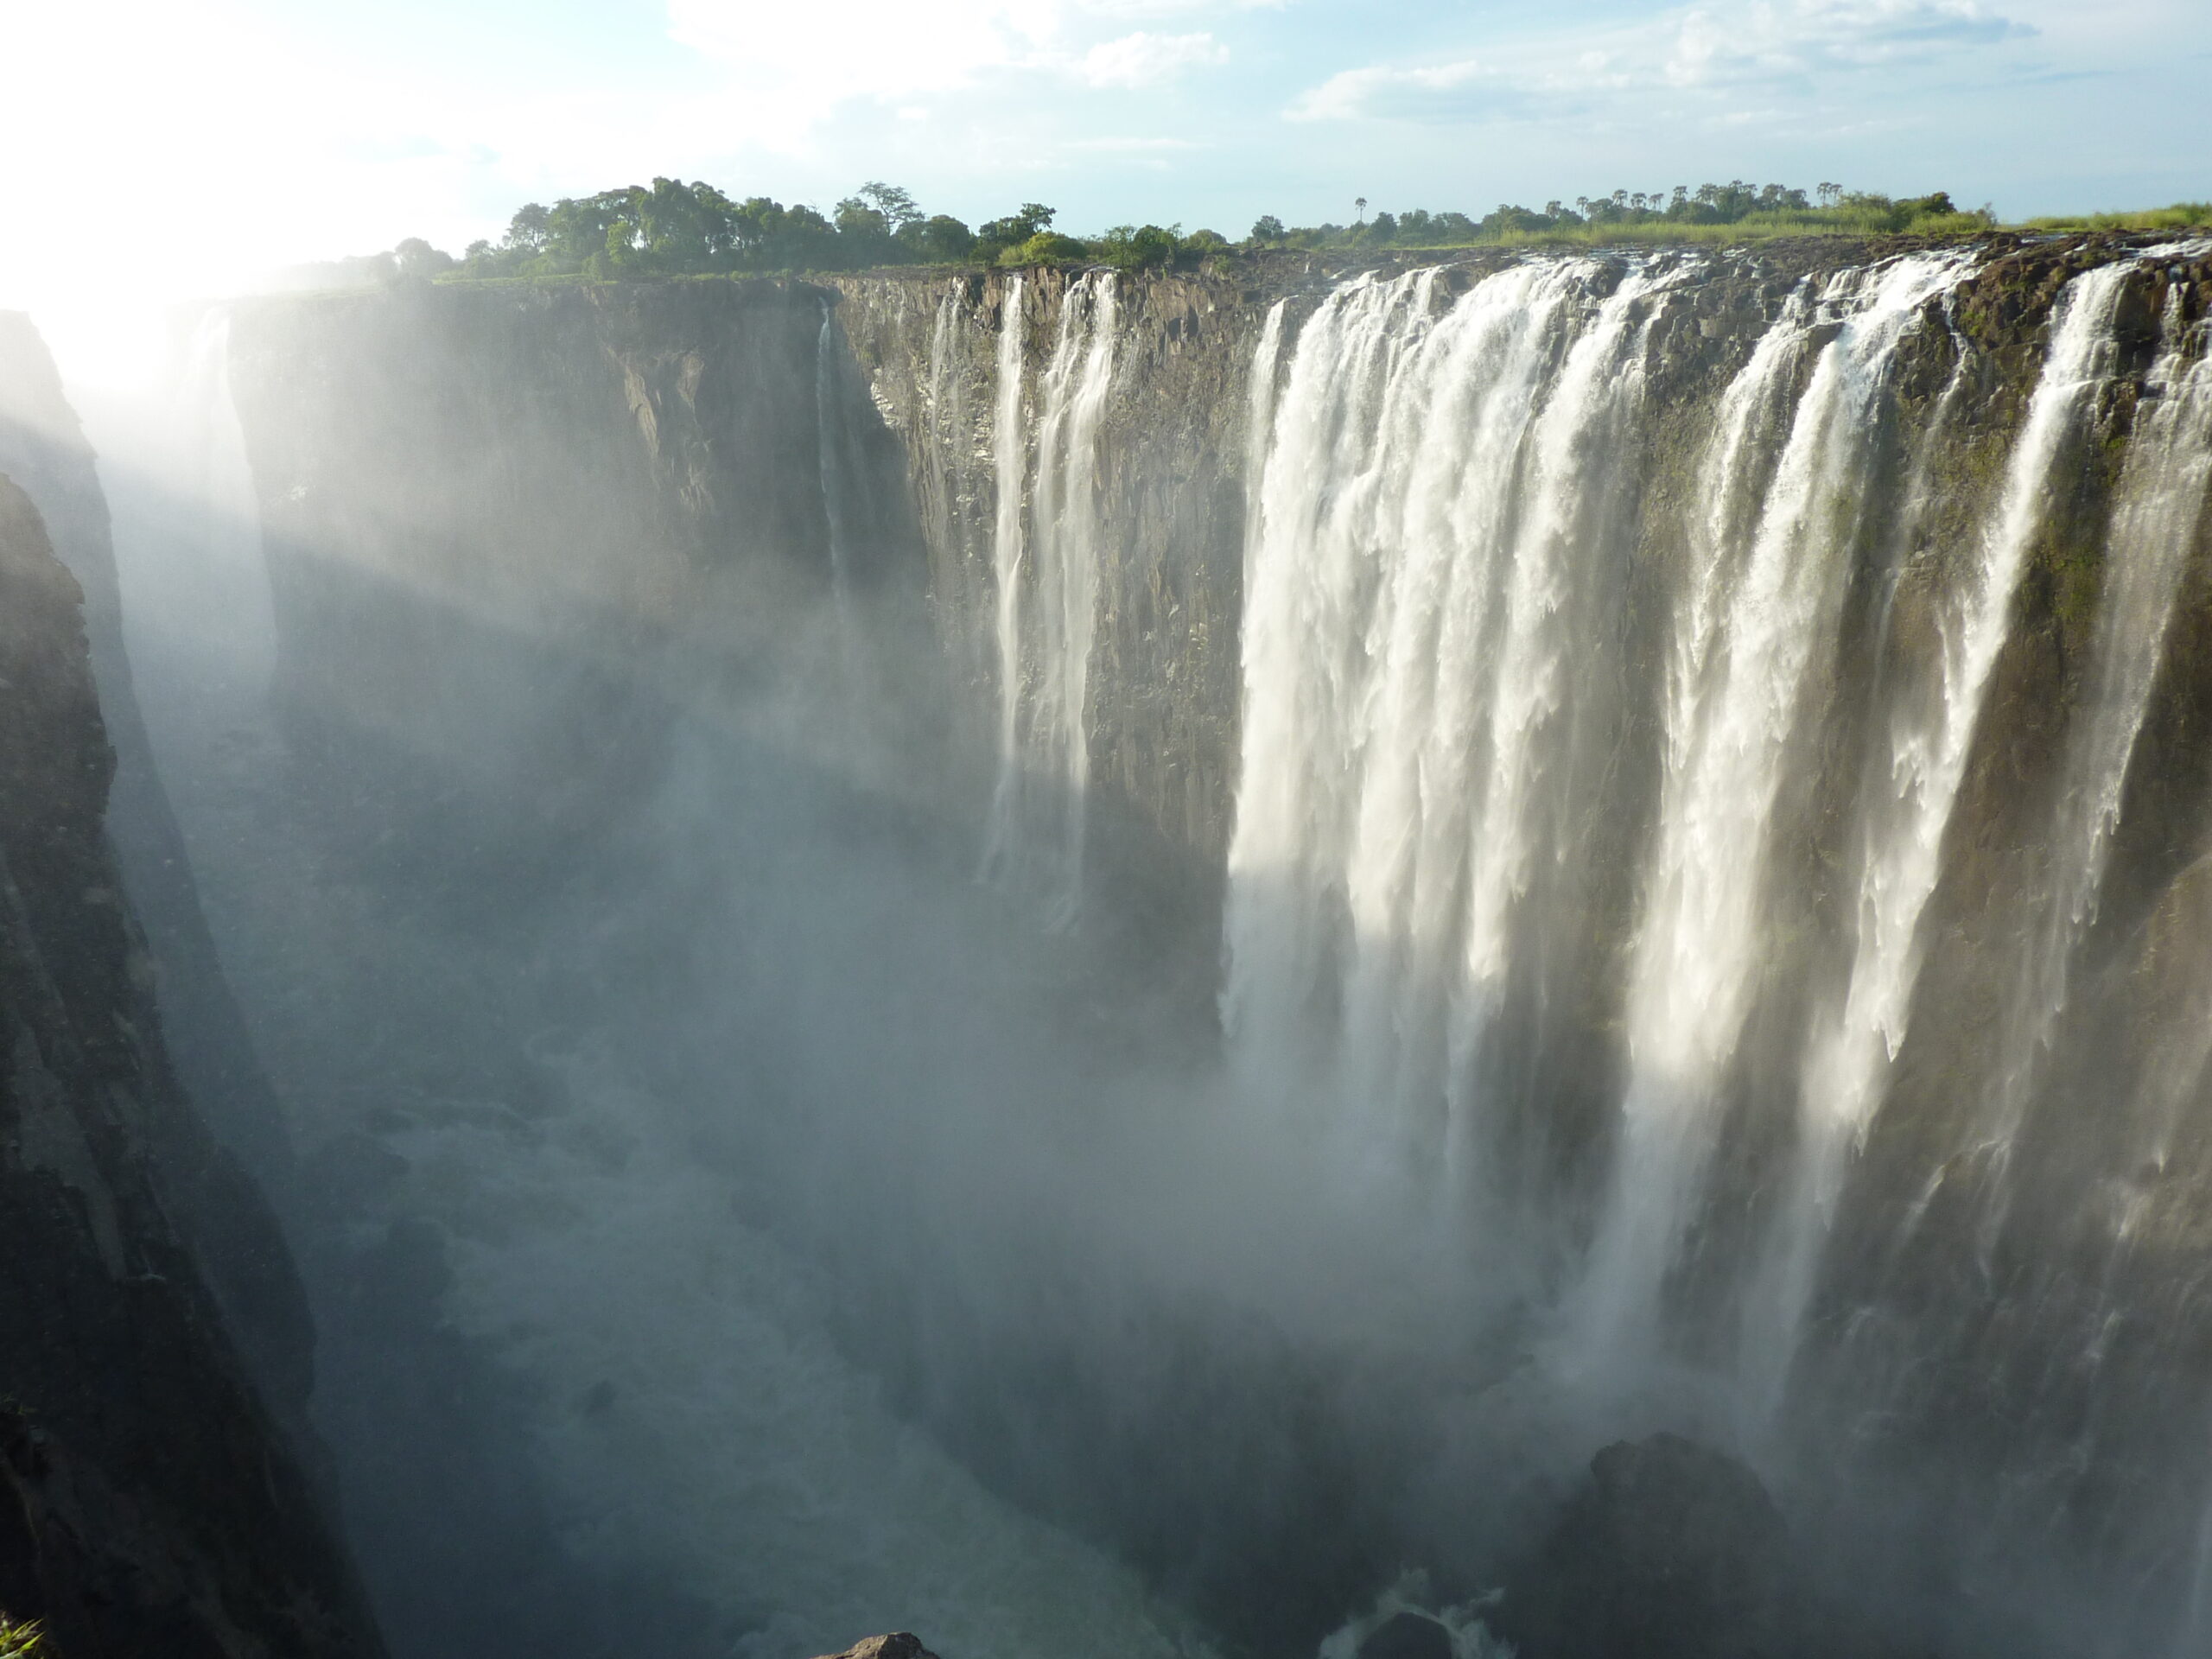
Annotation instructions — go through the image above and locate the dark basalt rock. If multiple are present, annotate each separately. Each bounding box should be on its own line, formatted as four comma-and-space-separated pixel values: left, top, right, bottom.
811, 1635, 941, 1659
1495, 1433, 1789, 1659
0, 474, 385, 1656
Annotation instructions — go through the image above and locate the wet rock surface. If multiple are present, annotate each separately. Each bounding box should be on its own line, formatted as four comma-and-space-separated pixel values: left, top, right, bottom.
1495, 1433, 1788, 1659
213, 232, 2212, 1657
0, 472, 385, 1655
812, 1636, 942, 1659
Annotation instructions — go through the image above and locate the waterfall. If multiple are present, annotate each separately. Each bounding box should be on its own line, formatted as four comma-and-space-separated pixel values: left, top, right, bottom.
1243, 300, 1285, 557
1217, 248, 2212, 1428
1999, 263, 2212, 1160
1438, 264, 1675, 1177
982, 274, 1029, 882
815, 301, 862, 695
1750, 257, 2151, 1402
1558, 254, 1972, 1364
1225, 255, 1722, 1215
980, 272, 1118, 924
924, 280, 963, 572
1226, 264, 1582, 1119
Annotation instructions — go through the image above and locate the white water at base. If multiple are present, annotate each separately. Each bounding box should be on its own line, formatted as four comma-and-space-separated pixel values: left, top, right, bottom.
1314, 1571, 1512, 1659
424, 1039, 1211, 1659
981, 272, 1117, 924
1571, 253, 1974, 1368
1747, 258, 2133, 1407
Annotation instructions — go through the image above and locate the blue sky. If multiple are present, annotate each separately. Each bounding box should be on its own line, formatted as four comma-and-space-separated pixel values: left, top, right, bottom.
2, 0, 2208, 323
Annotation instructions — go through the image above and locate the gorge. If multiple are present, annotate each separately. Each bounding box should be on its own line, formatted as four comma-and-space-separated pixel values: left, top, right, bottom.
5, 230, 2212, 1658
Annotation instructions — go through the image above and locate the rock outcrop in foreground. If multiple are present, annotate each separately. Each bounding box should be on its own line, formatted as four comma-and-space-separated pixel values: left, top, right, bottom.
0, 474, 383, 1655
812, 1636, 940, 1659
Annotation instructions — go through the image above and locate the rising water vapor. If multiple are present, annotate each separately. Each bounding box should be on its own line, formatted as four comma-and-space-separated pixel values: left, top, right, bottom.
38, 234, 2212, 1659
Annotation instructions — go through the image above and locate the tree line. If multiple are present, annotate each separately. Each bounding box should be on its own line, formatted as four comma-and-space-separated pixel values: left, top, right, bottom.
428, 181, 1225, 280
318, 177, 1994, 288
1249, 182, 1988, 249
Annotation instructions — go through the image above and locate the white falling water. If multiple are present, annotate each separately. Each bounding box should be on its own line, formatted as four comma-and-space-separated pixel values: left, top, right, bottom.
981, 273, 1118, 923
1749, 257, 2133, 1408
814, 302, 863, 698
1569, 253, 1974, 1364
2000, 265, 2212, 1160
1225, 258, 1698, 1199
1227, 264, 1576, 1118
982, 275, 1029, 882
1243, 300, 1286, 556
1440, 264, 1678, 1175
924, 280, 963, 566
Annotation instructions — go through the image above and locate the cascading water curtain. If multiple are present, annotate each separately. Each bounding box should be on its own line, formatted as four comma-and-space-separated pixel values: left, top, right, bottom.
1227, 244, 2212, 1550
980, 270, 1118, 925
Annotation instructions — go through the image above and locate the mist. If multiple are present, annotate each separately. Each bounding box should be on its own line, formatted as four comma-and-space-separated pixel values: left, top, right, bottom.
6, 230, 2209, 1659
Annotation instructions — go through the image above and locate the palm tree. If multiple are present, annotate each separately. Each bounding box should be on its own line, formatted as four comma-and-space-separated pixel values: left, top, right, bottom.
1355, 196, 1368, 223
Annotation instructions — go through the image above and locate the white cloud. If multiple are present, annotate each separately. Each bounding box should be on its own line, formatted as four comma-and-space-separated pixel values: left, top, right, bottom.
1289, 59, 1512, 123
1066, 135, 1206, 150
667, 0, 1052, 105
667, 0, 1239, 118
1292, 0, 2035, 122
1666, 0, 2031, 85
1081, 30, 1230, 87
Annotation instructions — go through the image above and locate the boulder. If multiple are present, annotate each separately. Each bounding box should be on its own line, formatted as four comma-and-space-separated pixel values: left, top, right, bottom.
812, 1636, 940, 1659
1496, 1433, 1789, 1659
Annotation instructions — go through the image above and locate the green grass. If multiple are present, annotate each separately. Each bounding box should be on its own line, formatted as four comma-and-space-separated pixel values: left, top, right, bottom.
0, 1616, 46, 1657
2020, 201, 2212, 234
1382, 207, 1998, 252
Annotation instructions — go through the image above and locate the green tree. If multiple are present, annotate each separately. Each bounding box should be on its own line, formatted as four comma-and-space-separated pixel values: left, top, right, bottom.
857, 181, 922, 233
1094, 223, 1179, 269
392, 237, 455, 278
1001, 230, 1090, 266
901, 213, 976, 263
974, 203, 1058, 264
504, 201, 553, 251
1249, 213, 1286, 243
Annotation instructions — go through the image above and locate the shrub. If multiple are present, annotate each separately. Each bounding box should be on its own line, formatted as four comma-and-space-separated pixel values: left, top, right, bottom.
1000, 231, 1090, 266
1093, 224, 1179, 270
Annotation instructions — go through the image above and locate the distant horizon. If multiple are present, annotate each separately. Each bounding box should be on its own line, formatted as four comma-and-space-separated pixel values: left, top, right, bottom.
6, 0, 2206, 364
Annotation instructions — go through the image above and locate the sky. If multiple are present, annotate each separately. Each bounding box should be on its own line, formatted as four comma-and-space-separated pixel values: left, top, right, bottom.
1, 0, 2208, 346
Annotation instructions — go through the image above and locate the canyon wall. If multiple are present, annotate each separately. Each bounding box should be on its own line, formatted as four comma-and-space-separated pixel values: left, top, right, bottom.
0, 453, 383, 1654
213, 237, 2212, 1656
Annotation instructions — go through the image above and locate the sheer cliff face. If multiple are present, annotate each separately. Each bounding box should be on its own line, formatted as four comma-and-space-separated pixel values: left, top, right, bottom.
214, 238, 2212, 1654
0, 315, 309, 1397
0, 474, 384, 1657
828, 267, 1251, 880
227, 278, 930, 845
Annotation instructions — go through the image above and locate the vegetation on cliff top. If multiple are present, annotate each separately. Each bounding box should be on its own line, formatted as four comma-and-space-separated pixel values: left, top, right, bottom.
296, 177, 2209, 289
